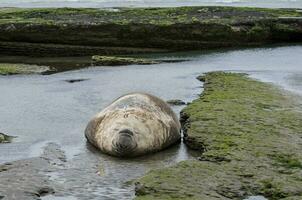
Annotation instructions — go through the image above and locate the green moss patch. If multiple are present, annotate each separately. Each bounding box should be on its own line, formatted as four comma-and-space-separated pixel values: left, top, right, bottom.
0, 63, 50, 75
135, 72, 302, 200
271, 153, 302, 169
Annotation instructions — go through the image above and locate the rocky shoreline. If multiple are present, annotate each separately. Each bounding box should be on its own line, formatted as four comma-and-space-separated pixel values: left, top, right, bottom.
0, 7, 302, 57
135, 72, 302, 199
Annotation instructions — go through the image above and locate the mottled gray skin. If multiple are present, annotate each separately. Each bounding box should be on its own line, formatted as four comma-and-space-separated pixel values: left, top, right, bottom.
85, 93, 181, 157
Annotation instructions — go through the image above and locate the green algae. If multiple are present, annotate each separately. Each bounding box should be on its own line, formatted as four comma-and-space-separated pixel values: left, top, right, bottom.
0, 63, 49, 75
271, 153, 302, 169
0, 133, 14, 143
135, 72, 302, 200
91, 55, 160, 66
0, 7, 301, 25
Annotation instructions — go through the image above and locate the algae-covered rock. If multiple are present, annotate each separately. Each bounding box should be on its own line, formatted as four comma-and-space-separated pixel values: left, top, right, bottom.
91, 55, 160, 66
0, 7, 301, 56
0, 133, 14, 143
0, 63, 50, 75
135, 72, 302, 200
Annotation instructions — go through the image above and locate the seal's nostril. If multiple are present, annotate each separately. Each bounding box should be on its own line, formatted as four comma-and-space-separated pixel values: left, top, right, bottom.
114, 133, 137, 156
118, 136, 132, 149
119, 129, 134, 136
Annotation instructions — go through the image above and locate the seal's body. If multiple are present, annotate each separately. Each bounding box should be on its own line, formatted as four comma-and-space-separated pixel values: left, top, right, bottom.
85, 93, 181, 157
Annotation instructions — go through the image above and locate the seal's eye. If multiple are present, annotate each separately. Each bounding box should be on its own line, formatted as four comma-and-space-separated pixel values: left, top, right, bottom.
119, 129, 134, 136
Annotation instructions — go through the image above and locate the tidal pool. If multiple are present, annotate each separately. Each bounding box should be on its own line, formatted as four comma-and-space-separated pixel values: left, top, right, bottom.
0, 45, 302, 199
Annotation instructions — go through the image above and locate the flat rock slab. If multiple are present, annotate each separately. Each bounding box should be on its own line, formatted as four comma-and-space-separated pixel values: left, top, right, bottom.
0, 143, 66, 200
0, 158, 55, 200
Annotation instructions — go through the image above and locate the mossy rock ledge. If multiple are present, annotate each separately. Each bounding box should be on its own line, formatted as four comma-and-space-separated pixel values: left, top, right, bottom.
0, 7, 302, 56
0, 63, 50, 75
135, 72, 302, 200
91, 55, 160, 66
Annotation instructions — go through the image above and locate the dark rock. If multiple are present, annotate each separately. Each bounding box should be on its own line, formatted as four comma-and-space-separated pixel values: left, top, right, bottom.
198, 155, 231, 163
161, 59, 189, 63
37, 187, 55, 197
135, 182, 156, 196
166, 99, 186, 106
64, 78, 89, 83
196, 75, 206, 82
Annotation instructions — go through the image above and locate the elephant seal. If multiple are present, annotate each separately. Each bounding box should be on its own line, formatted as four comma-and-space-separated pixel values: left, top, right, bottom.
85, 93, 181, 157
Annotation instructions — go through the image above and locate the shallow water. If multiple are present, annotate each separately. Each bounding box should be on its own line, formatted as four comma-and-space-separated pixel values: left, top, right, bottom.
1, 45, 302, 199
244, 196, 268, 200
1, 0, 302, 8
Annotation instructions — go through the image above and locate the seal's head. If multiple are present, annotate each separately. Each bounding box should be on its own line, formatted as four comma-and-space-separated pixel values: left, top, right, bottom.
87, 107, 162, 157
112, 128, 137, 156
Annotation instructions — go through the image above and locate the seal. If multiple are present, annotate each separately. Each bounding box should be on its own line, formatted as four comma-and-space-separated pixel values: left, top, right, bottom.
85, 93, 181, 157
